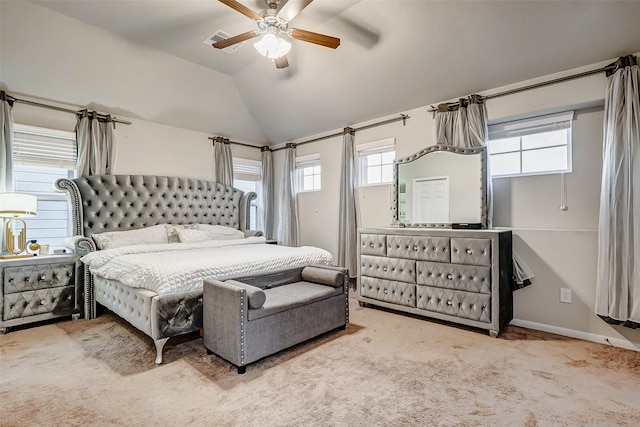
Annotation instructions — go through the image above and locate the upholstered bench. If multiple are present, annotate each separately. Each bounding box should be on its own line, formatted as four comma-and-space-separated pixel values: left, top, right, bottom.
203, 265, 349, 373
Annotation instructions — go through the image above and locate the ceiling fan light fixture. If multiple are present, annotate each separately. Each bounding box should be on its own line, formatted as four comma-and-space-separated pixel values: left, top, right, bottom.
254, 33, 291, 59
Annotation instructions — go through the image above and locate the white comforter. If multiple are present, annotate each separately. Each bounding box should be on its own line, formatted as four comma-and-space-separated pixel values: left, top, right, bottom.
81, 237, 333, 294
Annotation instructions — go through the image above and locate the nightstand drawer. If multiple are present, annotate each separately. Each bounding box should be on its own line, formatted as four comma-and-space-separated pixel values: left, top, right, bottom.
3, 285, 76, 321
3, 263, 75, 294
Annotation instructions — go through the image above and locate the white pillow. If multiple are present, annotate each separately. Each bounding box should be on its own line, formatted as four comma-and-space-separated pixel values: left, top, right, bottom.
196, 224, 245, 240
176, 227, 245, 243
165, 224, 198, 243
92, 225, 169, 250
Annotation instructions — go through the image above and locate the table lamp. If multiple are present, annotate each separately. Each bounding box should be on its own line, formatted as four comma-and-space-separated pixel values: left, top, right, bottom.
0, 193, 37, 259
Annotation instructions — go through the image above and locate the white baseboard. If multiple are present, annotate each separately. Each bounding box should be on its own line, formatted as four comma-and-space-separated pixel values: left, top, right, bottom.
510, 318, 640, 352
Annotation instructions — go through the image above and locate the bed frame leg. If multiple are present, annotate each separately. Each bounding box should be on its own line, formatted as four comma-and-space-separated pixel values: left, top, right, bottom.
154, 338, 170, 365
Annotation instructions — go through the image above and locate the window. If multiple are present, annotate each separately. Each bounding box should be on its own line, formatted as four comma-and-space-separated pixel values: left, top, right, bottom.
232, 158, 262, 230
488, 111, 573, 177
12, 124, 77, 249
358, 138, 395, 186
296, 154, 321, 192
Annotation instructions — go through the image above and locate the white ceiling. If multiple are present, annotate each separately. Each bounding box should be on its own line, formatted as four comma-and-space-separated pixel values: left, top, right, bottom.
31, 0, 640, 144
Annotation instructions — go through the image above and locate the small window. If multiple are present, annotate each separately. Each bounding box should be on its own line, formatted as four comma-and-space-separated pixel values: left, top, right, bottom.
232, 158, 262, 230
358, 138, 395, 186
12, 124, 77, 249
296, 154, 321, 192
488, 111, 573, 177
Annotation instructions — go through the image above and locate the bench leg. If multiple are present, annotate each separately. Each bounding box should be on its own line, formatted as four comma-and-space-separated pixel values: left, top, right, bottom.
237, 365, 246, 375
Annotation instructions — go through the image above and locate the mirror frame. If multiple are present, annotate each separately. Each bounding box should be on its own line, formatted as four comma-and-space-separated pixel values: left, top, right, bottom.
391, 144, 488, 228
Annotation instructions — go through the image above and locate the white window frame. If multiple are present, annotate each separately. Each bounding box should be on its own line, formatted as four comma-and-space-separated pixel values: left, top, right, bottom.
232, 157, 262, 231
488, 111, 573, 178
296, 153, 321, 192
12, 124, 77, 249
357, 138, 396, 187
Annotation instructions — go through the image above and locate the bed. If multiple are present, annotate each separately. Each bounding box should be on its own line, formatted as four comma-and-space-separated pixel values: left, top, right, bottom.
55, 175, 332, 364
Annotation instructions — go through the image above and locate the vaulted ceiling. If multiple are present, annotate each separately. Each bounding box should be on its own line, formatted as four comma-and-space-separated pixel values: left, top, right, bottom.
28, 0, 640, 144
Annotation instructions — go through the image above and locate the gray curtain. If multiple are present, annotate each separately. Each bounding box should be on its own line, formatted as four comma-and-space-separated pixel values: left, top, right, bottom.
261, 147, 274, 239
435, 95, 492, 225
338, 128, 360, 276
0, 91, 14, 255
277, 144, 299, 246
213, 137, 233, 186
1, 91, 14, 192
596, 55, 639, 328
76, 110, 116, 176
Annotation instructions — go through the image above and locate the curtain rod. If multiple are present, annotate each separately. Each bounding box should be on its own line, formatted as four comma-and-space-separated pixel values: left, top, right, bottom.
207, 136, 267, 150
271, 114, 410, 152
427, 63, 618, 113
2, 91, 132, 125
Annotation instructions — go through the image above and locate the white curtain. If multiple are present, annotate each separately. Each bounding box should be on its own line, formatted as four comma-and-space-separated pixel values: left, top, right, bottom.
1, 91, 14, 192
596, 55, 640, 328
338, 128, 360, 277
277, 144, 299, 246
261, 147, 274, 239
76, 110, 116, 176
213, 137, 233, 186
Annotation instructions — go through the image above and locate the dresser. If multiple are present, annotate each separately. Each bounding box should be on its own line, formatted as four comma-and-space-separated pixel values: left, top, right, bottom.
1, 254, 83, 333
357, 228, 512, 337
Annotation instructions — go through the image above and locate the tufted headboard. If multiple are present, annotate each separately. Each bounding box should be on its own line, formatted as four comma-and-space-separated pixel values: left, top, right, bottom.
56, 175, 256, 251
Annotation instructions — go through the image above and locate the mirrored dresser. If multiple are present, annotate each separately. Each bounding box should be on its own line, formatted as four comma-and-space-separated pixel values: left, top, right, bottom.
357, 228, 513, 337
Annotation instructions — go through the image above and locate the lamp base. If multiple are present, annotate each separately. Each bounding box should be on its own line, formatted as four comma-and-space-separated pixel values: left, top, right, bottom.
0, 253, 35, 260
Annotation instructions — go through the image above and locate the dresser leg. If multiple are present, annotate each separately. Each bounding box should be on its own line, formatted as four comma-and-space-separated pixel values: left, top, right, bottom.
0, 327, 9, 334
71, 313, 81, 321
489, 330, 499, 338
358, 301, 366, 307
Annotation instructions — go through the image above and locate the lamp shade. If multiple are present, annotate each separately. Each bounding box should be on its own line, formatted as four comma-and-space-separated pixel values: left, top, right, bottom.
254, 33, 291, 59
0, 193, 37, 218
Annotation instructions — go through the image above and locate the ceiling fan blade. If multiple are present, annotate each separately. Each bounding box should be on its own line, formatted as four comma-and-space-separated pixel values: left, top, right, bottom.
274, 55, 289, 69
278, 0, 314, 22
289, 28, 340, 49
218, 0, 261, 21
212, 30, 260, 49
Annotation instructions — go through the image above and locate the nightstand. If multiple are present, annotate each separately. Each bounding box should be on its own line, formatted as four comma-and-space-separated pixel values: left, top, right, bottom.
0, 253, 83, 333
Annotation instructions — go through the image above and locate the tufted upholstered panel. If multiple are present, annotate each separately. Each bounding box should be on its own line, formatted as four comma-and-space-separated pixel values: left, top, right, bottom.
360, 234, 387, 256
416, 261, 491, 294
56, 175, 256, 240
387, 235, 451, 262
360, 276, 415, 307
416, 286, 491, 323
360, 255, 416, 284
451, 238, 491, 266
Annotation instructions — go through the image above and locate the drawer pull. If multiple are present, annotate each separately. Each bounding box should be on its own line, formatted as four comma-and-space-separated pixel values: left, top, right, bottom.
40, 275, 46, 280
384, 290, 388, 295
447, 274, 453, 280
413, 245, 418, 251
447, 300, 453, 306
370, 243, 374, 248
383, 267, 388, 272
466, 249, 473, 255
40, 300, 45, 305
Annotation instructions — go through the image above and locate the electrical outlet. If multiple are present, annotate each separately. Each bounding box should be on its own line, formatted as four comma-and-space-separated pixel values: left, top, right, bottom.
560, 288, 572, 304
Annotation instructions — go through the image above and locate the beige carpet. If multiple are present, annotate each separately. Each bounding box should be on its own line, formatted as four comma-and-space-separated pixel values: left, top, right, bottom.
1, 296, 639, 427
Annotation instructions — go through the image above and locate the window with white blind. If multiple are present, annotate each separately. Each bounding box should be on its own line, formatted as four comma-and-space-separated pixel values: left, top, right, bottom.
296, 153, 321, 192
488, 111, 573, 177
357, 138, 395, 186
12, 124, 77, 249
232, 158, 262, 230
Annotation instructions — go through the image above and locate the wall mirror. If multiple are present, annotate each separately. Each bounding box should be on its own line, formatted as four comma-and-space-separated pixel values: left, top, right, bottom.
392, 144, 487, 228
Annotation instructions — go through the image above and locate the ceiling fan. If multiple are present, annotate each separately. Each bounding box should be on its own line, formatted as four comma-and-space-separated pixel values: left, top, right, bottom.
213, 0, 340, 69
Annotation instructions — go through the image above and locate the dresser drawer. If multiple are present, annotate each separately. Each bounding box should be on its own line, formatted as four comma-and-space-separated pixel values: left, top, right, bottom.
416, 261, 491, 294
416, 286, 491, 323
360, 234, 387, 256
450, 238, 491, 266
3, 286, 76, 321
360, 276, 416, 308
3, 263, 75, 294
387, 235, 450, 262
360, 255, 415, 283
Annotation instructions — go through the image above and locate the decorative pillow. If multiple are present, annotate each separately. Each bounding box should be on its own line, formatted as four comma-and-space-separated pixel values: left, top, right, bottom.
176, 228, 245, 243
92, 225, 169, 250
225, 280, 266, 309
196, 224, 245, 240
165, 224, 198, 243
